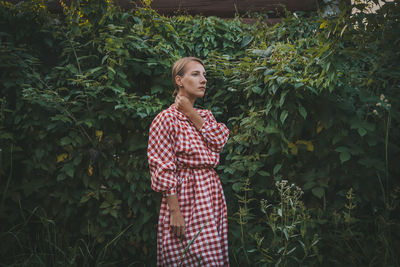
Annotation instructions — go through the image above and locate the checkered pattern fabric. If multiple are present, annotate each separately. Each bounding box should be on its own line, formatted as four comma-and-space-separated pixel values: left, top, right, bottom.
148, 104, 230, 266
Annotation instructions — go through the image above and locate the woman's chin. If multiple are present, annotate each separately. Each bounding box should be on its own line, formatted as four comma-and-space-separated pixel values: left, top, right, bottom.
186, 91, 205, 101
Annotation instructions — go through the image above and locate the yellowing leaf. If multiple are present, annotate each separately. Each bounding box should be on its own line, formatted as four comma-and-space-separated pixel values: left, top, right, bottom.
97, 235, 105, 243
296, 140, 307, 145
96, 130, 103, 142
57, 153, 68, 163
306, 142, 314, 152
233, 125, 239, 134
340, 24, 348, 37
290, 146, 298, 155
320, 21, 327, 29
88, 165, 93, 176
295, 140, 314, 152
316, 121, 324, 134
142, 0, 152, 7
126, 209, 133, 218
288, 142, 296, 148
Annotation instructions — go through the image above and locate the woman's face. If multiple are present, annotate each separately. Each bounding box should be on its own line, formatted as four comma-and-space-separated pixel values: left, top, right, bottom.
176, 61, 207, 101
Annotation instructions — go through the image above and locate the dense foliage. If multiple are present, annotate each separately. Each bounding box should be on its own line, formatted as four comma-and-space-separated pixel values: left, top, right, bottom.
0, 0, 399, 266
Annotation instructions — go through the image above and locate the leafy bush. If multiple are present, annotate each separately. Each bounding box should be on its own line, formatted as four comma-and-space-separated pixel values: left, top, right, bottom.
0, 0, 399, 266
214, 1, 400, 265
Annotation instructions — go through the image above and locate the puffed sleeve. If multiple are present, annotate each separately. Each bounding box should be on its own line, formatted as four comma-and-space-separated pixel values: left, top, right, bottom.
199, 110, 230, 153
147, 111, 178, 196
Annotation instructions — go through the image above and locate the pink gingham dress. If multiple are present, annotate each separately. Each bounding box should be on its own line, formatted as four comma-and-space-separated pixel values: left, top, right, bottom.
148, 104, 230, 266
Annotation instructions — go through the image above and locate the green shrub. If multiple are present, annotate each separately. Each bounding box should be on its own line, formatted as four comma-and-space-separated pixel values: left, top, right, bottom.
0, 0, 399, 266
215, 1, 400, 265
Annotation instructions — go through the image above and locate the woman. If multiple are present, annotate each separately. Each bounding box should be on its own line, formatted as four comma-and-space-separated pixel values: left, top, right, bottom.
147, 57, 230, 266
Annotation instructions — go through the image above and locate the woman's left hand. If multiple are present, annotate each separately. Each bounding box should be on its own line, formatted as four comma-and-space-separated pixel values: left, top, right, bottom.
175, 95, 205, 130
175, 95, 194, 117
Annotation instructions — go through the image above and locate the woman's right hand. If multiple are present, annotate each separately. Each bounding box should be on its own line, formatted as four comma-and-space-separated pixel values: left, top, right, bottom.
170, 210, 185, 239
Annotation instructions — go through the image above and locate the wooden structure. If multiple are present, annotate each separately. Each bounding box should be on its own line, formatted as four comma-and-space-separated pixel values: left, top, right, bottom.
147, 0, 318, 17
7, 0, 318, 21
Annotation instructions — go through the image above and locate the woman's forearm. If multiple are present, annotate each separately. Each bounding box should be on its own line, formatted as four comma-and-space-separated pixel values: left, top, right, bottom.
187, 110, 205, 131
166, 194, 185, 238
166, 194, 181, 214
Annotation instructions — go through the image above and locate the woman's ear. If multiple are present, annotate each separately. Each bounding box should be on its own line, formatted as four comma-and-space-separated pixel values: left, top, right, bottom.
175, 75, 182, 87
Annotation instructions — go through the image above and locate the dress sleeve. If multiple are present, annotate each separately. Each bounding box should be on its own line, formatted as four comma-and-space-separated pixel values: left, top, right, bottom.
147, 111, 178, 196
199, 110, 230, 153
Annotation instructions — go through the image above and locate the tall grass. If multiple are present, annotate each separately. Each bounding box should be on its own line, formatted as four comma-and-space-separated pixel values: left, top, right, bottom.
0, 206, 139, 267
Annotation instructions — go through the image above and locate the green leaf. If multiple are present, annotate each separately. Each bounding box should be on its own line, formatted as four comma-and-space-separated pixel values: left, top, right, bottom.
232, 182, 242, 193
65, 166, 74, 177
264, 69, 275, 76
258, 171, 270, 177
61, 163, 74, 178
100, 201, 111, 209
79, 119, 93, 128
80, 194, 91, 203
101, 55, 109, 64
283, 227, 289, 240
151, 86, 164, 94
287, 247, 297, 255
265, 126, 280, 134
51, 114, 72, 123
280, 110, 288, 124
265, 102, 273, 115
277, 76, 287, 85
279, 90, 288, 107
0, 132, 13, 140
66, 64, 78, 74
88, 66, 103, 74
294, 82, 304, 89
110, 209, 118, 218
57, 173, 67, 181
299, 105, 307, 119
335, 146, 349, 153
73, 154, 82, 165
270, 84, 278, 94
252, 86, 262, 94
251, 46, 274, 57
241, 35, 253, 48
60, 136, 73, 146
273, 164, 282, 175
303, 181, 316, 190
339, 151, 351, 163
357, 127, 367, 137
312, 187, 324, 198
298, 240, 306, 250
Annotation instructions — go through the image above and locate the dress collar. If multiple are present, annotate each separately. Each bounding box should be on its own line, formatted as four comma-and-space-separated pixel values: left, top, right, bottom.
169, 104, 208, 121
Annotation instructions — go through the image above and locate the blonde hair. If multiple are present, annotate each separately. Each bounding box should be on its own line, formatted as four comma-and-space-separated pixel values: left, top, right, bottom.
171, 57, 204, 97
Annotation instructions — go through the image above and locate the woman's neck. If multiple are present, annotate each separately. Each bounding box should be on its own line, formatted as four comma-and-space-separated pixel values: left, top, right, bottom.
177, 92, 196, 106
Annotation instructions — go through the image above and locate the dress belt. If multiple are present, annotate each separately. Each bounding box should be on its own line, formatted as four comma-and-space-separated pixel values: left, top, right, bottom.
176, 163, 214, 170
